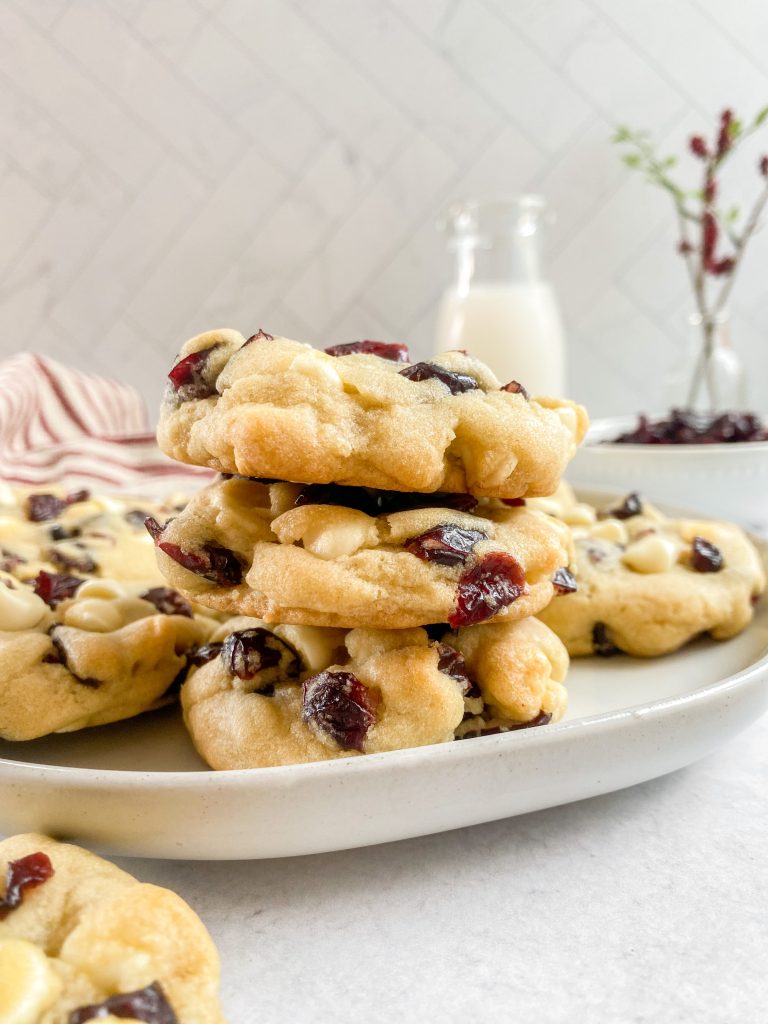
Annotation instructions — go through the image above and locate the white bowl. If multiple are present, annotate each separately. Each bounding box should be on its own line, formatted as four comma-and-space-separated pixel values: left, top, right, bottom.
569, 416, 768, 527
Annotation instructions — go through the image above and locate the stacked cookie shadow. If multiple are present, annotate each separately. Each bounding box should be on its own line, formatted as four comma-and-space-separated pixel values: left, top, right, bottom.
148, 330, 590, 770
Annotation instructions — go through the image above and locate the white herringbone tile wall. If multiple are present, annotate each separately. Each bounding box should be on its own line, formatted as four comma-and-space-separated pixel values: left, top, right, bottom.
1, 0, 767, 419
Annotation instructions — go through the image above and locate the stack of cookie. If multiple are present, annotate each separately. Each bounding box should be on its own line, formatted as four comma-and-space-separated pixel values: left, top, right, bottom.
150, 331, 589, 769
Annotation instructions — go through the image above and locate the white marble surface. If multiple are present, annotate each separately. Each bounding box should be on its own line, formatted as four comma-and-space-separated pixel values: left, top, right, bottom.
113, 712, 768, 1023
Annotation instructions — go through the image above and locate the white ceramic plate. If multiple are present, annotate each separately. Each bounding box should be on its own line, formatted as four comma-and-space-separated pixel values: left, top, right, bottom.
1, 502, 766, 861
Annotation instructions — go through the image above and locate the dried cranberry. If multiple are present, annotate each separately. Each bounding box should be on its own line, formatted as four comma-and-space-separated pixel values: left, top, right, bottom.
501, 380, 529, 400
399, 362, 480, 394
501, 497, 526, 507
68, 982, 177, 1024
294, 484, 477, 516
449, 552, 528, 628
144, 516, 165, 542
140, 587, 193, 617
435, 643, 473, 694
690, 536, 724, 573
302, 670, 377, 752
0, 547, 26, 573
44, 631, 101, 687
125, 508, 152, 528
324, 340, 410, 362
600, 492, 643, 520
221, 628, 300, 683
49, 524, 80, 541
33, 570, 84, 607
48, 547, 97, 574
404, 524, 486, 566
585, 544, 607, 565
592, 623, 620, 657
0, 851, 54, 921
243, 329, 274, 345
167, 344, 220, 402
145, 519, 242, 586
506, 710, 552, 730
163, 541, 242, 586
611, 408, 768, 445
552, 567, 577, 594
189, 642, 224, 667
26, 490, 89, 522
26, 493, 67, 522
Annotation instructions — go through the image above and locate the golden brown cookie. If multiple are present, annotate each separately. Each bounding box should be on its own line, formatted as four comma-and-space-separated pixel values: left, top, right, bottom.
534, 485, 766, 657
0, 572, 203, 740
0, 484, 186, 584
156, 330, 588, 499
181, 615, 569, 769
146, 476, 572, 629
0, 486, 221, 740
0, 833, 225, 1023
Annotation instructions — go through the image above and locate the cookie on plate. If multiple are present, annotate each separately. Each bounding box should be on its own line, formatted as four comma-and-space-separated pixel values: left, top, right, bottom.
533, 486, 766, 657
0, 832, 225, 1023
146, 476, 573, 629
0, 571, 203, 740
181, 614, 569, 769
157, 330, 588, 499
0, 484, 186, 584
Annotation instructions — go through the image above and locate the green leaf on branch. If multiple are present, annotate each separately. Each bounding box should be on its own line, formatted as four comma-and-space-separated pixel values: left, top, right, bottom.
755, 106, 768, 127
623, 153, 641, 167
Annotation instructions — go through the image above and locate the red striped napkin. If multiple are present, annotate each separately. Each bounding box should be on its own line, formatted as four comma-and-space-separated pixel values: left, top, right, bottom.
0, 353, 213, 494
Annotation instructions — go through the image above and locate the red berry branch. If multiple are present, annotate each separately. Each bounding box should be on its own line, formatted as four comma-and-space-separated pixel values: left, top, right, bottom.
614, 106, 768, 409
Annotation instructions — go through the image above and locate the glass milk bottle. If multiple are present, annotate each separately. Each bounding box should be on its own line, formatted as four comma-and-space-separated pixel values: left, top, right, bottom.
434, 197, 566, 396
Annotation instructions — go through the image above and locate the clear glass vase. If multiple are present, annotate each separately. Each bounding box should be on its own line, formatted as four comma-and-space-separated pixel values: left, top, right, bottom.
433, 196, 566, 396
668, 311, 746, 412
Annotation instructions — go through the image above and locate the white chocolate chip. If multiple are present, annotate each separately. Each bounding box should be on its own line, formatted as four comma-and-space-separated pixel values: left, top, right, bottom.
269, 483, 304, 516
590, 518, 629, 545
77, 579, 128, 600
289, 352, 342, 388
553, 405, 578, 434
621, 534, 678, 574
273, 624, 345, 672
0, 938, 62, 1024
565, 503, 597, 526
0, 583, 49, 631
302, 519, 374, 559
63, 598, 123, 633
273, 506, 379, 559
525, 496, 563, 518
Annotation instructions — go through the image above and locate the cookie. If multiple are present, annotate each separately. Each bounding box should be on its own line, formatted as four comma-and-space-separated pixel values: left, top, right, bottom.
156, 330, 588, 499
0, 485, 221, 740
0, 832, 225, 1023
181, 615, 569, 769
0, 571, 203, 740
0, 483, 185, 584
533, 486, 766, 657
146, 476, 572, 629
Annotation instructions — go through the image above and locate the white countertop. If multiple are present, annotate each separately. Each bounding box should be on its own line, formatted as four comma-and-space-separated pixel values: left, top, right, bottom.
117, 711, 768, 1024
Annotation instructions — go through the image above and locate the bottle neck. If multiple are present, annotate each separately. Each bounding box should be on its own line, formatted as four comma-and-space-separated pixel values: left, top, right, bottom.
453, 233, 543, 293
